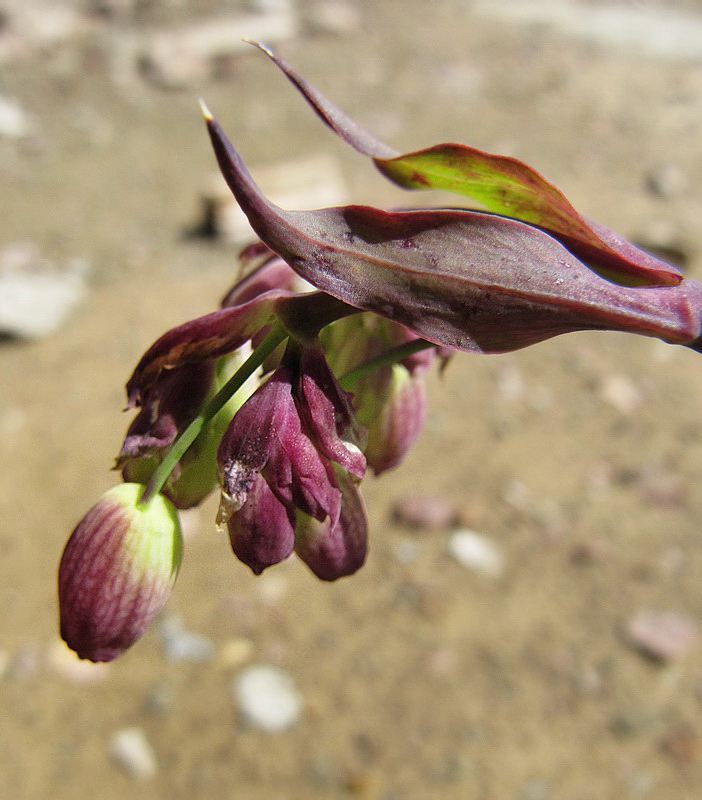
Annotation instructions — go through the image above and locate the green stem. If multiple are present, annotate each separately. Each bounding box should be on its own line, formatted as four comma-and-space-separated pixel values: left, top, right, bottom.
139, 323, 288, 507
339, 339, 435, 390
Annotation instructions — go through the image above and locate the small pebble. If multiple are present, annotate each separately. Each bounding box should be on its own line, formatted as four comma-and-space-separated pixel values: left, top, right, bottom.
659, 723, 699, 765
597, 374, 642, 414
108, 727, 157, 780
0, 242, 87, 339
446, 529, 504, 577
391, 538, 422, 565
233, 664, 302, 732
392, 494, 456, 529
159, 615, 214, 663
646, 163, 687, 199
625, 609, 698, 663
0, 95, 32, 138
218, 637, 255, 669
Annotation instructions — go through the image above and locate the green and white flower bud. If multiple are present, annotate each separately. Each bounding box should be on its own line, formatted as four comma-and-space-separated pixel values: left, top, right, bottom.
58, 483, 183, 662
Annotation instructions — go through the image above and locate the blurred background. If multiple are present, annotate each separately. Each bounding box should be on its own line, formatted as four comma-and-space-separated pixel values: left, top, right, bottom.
2, 1, 702, 797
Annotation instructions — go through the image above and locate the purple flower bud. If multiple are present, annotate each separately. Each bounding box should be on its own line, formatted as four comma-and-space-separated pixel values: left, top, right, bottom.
295, 467, 367, 580
295, 342, 366, 479
225, 474, 296, 575
217, 343, 368, 577
217, 365, 341, 527
58, 484, 183, 662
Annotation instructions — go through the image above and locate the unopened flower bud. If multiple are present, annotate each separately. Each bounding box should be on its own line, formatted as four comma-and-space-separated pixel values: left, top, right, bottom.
362, 363, 426, 474
58, 483, 183, 662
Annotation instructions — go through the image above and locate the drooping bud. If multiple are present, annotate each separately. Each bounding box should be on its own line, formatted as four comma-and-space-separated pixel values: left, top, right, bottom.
321, 314, 429, 473
362, 363, 426, 474
294, 466, 367, 580
226, 474, 296, 575
58, 483, 183, 662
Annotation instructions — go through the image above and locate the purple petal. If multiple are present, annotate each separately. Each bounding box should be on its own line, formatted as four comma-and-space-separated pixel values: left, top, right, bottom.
218, 366, 341, 524
217, 370, 290, 515
227, 474, 296, 575
221, 249, 302, 308
295, 468, 368, 581
119, 361, 214, 460
262, 375, 342, 523
296, 343, 366, 479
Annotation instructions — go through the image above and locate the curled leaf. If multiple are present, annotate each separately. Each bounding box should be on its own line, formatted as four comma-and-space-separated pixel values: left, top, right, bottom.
204, 110, 702, 356
251, 41, 681, 289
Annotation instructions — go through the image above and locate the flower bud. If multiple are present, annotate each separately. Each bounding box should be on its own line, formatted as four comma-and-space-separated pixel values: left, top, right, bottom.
58, 483, 183, 662
294, 466, 367, 580
362, 363, 426, 474
225, 474, 296, 575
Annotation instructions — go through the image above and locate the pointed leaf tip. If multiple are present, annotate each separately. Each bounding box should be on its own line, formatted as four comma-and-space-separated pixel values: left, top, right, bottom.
199, 98, 213, 122
243, 39, 274, 57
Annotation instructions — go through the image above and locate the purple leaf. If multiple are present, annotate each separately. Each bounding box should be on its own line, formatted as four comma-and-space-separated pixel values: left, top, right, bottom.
126, 288, 354, 405
204, 111, 702, 355
251, 42, 682, 288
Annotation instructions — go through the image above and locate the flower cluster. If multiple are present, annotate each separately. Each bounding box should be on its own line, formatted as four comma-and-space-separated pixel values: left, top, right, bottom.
58, 45, 702, 662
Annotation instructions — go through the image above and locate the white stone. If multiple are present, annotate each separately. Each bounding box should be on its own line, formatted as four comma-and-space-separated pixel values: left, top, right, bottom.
597, 374, 642, 414
447, 529, 504, 577
0, 96, 32, 138
233, 664, 302, 732
0, 242, 87, 339
108, 727, 157, 780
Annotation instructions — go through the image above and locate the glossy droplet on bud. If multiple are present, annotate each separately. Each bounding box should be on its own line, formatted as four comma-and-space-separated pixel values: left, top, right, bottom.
58, 483, 183, 662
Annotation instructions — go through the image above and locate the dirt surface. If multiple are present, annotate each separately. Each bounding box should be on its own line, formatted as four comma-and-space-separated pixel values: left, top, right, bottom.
3, 1, 702, 798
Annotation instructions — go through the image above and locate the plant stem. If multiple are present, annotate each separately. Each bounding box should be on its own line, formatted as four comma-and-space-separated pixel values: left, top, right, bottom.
139, 323, 288, 506
339, 339, 435, 390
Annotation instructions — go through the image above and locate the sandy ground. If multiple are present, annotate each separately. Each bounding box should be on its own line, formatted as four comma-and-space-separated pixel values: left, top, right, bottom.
2, 1, 702, 798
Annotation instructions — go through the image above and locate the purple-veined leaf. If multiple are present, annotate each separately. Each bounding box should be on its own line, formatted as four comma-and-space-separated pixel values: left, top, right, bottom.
250, 41, 682, 289
204, 108, 702, 356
